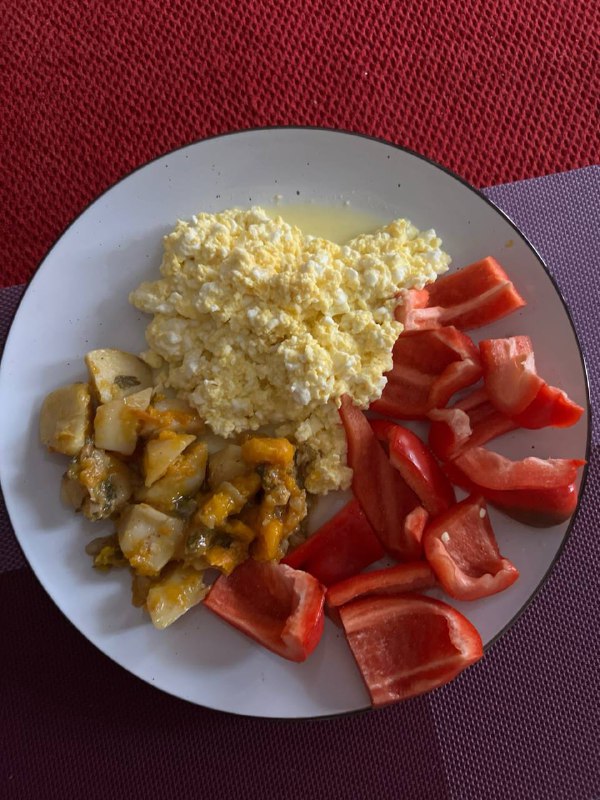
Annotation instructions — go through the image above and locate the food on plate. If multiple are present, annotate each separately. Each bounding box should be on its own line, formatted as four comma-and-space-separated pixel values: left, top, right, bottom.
204, 559, 325, 662
396, 256, 525, 331
43, 345, 311, 607
479, 335, 584, 428
428, 387, 517, 461
339, 395, 427, 562
85, 348, 153, 403
370, 419, 456, 516
369, 326, 482, 419
61, 442, 134, 521
281, 499, 384, 586
445, 448, 585, 526
39, 204, 586, 710
422, 495, 519, 601
326, 562, 436, 610
146, 564, 209, 629
129, 208, 450, 494
338, 594, 484, 706
39, 383, 92, 456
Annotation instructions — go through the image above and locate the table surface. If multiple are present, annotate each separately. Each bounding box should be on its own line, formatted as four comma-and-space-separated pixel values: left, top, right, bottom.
1, 2, 599, 799
1, 0, 598, 289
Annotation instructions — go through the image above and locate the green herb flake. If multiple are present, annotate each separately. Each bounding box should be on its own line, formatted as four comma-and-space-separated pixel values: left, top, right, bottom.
114, 375, 141, 389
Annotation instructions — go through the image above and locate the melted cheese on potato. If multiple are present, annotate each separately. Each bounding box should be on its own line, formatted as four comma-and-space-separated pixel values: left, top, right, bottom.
130, 207, 450, 493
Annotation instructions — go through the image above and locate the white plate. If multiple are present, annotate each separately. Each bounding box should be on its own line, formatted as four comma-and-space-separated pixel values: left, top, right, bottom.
0, 128, 589, 719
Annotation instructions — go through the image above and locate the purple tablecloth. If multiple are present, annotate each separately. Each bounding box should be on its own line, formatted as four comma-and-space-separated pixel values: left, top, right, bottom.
1, 167, 598, 800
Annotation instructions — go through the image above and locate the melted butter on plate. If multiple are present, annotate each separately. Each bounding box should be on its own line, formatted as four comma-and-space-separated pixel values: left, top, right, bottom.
264, 203, 386, 243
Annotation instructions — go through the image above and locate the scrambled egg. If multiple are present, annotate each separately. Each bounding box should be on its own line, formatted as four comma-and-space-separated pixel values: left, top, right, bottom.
130, 207, 450, 493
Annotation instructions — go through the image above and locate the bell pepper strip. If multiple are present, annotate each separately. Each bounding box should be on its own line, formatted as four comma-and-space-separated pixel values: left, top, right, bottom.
327, 562, 436, 610
339, 396, 426, 561
396, 257, 526, 331
370, 327, 481, 419
371, 419, 456, 515
428, 389, 518, 462
444, 464, 580, 527
428, 358, 483, 409
339, 594, 483, 706
423, 495, 519, 601
444, 450, 585, 527
480, 336, 584, 427
428, 407, 473, 462
451, 447, 585, 491
204, 559, 325, 662
480, 336, 544, 415
281, 499, 384, 586
404, 506, 429, 553
512, 383, 584, 429
395, 287, 433, 330
454, 386, 489, 411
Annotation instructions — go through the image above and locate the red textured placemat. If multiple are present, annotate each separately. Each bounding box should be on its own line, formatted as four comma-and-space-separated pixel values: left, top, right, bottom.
1, 0, 598, 289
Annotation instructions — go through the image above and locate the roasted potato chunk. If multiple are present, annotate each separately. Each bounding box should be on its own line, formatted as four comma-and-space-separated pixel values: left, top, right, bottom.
135, 441, 208, 514
143, 432, 196, 487
92, 388, 153, 456
117, 503, 185, 576
64, 443, 134, 520
39, 383, 91, 456
139, 398, 204, 437
207, 444, 248, 490
146, 564, 207, 629
85, 349, 152, 403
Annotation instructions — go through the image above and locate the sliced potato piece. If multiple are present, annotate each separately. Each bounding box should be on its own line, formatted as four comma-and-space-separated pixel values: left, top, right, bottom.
90, 388, 152, 457
39, 383, 91, 456
135, 441, 208, 513
117, 503, 185, 576
146, 564, 207, 629
207, 444, 248, 490
143, 432, 196, 487
124, 387, 153, 411
139, 398, 204, 437
85, 349, 152, 403
94, 399, 140, 455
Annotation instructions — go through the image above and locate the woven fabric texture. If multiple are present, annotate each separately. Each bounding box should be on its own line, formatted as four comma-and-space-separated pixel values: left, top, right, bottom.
1, 0, 598, 289
0, 167, 598, 799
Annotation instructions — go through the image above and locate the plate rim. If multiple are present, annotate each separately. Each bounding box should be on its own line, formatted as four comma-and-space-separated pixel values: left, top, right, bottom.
0, 125, 592, 721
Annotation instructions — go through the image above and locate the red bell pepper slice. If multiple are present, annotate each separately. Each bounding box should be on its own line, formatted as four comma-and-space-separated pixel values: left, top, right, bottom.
396, 257, 526, 331
204, 559, 325, 662
428, 388, 517, 461
513, 383, 585, 429
281, 499, 384, 586
480, 336, 584, 427
480, 336, 544, 415
444, 450, 585, 527
339, 594, 483, 706
371, 419, 456, 515
423, 495, 519, 601
339, 396, 426, 561
327, 562, 436, 609
454, 386, 489, 411
452, 447, 585, 491
370, 327, 481, 419
428, 359, 483, 409
445, 465, 580, 527
428, 407, 473, 461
